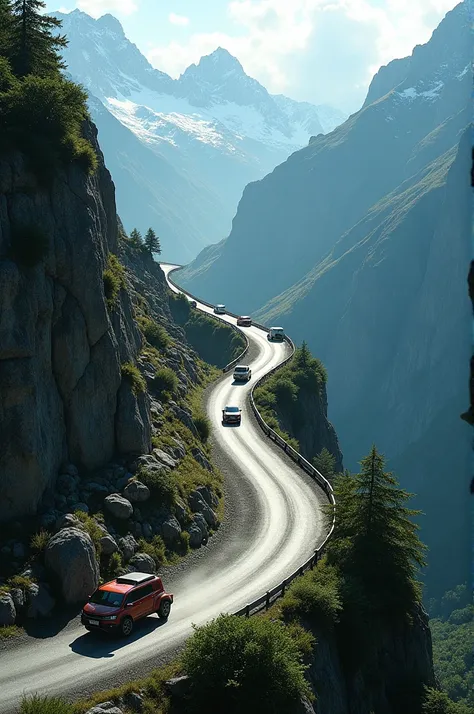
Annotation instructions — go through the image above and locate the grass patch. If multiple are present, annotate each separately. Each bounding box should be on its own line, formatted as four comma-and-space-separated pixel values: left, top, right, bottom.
121, 361, 146, 395
152, 367, 178, 399
73, 511, 103, 557
137, 465, 177, 507
279, 558, 342, 627
137, 316, 170, 350
0, 625, 21, 639
103, 253, 125, 310
30, 529, 51, 553
20, 695, 72, 714
7, 574, 35, 591
9, 225, 49, 267
137, 537, 167, 568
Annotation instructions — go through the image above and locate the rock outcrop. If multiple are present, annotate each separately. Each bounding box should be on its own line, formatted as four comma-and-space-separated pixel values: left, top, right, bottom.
0, 123, 151, 522
44, 527, 99, 603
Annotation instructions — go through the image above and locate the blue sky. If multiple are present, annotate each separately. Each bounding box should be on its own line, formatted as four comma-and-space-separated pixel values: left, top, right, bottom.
47, 1, 461, 112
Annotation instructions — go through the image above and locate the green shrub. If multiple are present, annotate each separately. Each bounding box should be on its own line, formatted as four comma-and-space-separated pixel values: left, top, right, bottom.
0, 57, 18, 94
104, 552, 123, 579
152, 367, 178, 397
20, 694, 72, 714
0, 625, 20, 639
121, 362, 146, 395
30, 529, 51, 552
137, 466, 176, 506
103, 253, 125, 309
422, 687, 470, 714
138, 317, 170, 350
138, 537, 166, 567
0, 73, 96, 176
181, 613, 312, 713
280, 559, 342, 626
179, 530, 190, 553
74, 511, 103, 557
7, 574, 35, 591
193, 411, 211, 442
10, 225, 49, 267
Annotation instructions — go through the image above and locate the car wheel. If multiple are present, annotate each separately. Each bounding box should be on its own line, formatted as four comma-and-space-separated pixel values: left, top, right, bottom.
120, 616, 133, 637
158, 599, 171, 619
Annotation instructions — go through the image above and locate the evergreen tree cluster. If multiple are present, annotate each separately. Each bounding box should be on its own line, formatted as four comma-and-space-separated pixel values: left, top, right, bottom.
0, 1, 96, 175
129, 227, 162, 256
325, 445, 426, 616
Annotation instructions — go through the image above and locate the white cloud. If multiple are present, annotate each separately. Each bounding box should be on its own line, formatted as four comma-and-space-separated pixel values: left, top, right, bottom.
77, 0, 138, 17
147, 0, 460, 107
169, 12, 190, 26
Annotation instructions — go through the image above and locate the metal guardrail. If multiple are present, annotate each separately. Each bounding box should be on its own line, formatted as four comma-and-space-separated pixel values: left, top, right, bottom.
164, 264, 336, 618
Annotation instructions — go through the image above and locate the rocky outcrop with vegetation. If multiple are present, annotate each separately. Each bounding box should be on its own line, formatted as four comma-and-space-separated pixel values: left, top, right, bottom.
253, 342, 343, 472
0, 4, 236, 624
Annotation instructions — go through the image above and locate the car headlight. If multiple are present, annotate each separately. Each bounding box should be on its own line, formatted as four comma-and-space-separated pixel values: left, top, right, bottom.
101, 615, 118, 621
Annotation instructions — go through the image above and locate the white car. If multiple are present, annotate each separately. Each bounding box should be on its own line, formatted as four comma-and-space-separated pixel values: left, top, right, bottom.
222, 406, 242, 425
214, 304, 226, 315
233, 365, 252, 382
267, 326, 285, 341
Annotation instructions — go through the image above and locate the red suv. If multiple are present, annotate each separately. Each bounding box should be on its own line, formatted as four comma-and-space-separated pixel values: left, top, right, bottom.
81, 572, 173, 637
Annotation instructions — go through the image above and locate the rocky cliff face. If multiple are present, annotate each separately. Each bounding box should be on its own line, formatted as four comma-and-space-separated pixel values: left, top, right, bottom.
303, 604, 435, 714
0, 123, 150, 522
275, 382, 343, 472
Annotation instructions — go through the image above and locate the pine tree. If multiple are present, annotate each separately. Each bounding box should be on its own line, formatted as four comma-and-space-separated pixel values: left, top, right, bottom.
9, 0, 67, 77
144, 227, 161, 255
0, 1, 13, 57
129, 228, 143, 249
325, 445, 426, 614
313, 447, 337, 482
298, 341, 310, 368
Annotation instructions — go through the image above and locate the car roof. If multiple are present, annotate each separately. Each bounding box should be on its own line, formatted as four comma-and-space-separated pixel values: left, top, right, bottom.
98, 573, 157, 593
239, 316, 251, 319
235, 365, 249, 369
225, 405, 240, 410
270, 326, 284, 330
217, 304, 225, 307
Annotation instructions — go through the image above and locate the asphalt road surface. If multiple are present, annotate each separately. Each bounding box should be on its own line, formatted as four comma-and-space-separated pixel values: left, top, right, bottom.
0, 264, 328, 713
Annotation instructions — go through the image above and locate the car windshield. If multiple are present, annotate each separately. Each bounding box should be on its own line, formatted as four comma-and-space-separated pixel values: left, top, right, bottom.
226, 406, 240, 412
234, 367, 248, 372
90, 590, 125, 607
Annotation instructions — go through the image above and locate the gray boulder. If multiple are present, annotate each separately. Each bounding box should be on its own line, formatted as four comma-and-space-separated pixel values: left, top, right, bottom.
123, 692, 143, 712
118, 534, 139, 562
193, 513, 209, 541
10, 588, 24, 610
45, 527, 99, 604
165, 676, 191, 699
74, 502, 89, 513
161, 516, 181, 545
104, 494, 133, 520
100, 533, 118, 555
152, 448, 177, 469
192, 448, 213, 472
189, 490, 217, 528
27, 583, 55, 618
57, 473, 78, 496
128, 553, 155, 574
174, 501, 187, 526
142, 523, 153, 540
188, 525, 203, 549
0, 594, 16, 626
123, 480, 150, 503
85, 703, 123, 714
55, 513, 79, 531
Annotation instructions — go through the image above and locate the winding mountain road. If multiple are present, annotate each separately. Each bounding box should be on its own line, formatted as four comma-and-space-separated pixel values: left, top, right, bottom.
0, 265, 328, 713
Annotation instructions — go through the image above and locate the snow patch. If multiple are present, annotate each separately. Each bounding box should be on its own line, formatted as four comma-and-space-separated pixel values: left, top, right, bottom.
457, 63, 470, 79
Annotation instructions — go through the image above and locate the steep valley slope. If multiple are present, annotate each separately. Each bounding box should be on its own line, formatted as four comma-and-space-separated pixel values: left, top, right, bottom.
179, 1, 472, 597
